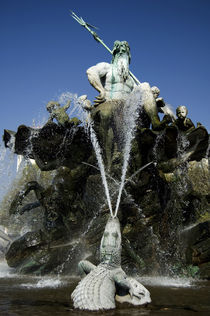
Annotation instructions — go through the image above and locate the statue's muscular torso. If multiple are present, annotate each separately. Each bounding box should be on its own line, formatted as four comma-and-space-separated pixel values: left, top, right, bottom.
87, 62, 135, 101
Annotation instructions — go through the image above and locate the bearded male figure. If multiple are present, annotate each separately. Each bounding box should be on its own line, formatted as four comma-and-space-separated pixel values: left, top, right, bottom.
87, 41, 163, 169
87, 40, 135, 105
87, 40, 171, 131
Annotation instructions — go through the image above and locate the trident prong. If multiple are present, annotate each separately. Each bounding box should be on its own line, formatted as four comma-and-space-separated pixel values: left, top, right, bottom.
71, 11, 98, 30
71, 11, 85, 26
70, 11, 140, 85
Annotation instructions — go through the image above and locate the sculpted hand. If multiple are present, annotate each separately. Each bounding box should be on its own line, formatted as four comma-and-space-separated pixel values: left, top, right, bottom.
94, 90, 106, 106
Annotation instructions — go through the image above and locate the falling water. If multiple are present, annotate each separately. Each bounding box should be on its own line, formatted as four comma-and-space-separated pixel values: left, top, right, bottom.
0, 143, 17, 204
161, 103, 176, 121
55, 206, 101, 274
82, 161, 120, 187
58, 92, 79, 118
88, 121, 113, 217
175, 132, 191, 196
66, 95, 114, 217
125, 161, 155, 184
26, 92, 113, 218
114, 85, 149, 217
59, 91, 153, 218
152, 130, 165, 163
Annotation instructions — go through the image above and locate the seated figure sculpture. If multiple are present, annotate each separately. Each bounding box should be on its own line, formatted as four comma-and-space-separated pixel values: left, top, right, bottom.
157, 105, 208, 172
151, 86, 175, 121
150, 86, 175, 129
173, 105, 195, 132
46, 100, 70, 126
46, 100, 80, 127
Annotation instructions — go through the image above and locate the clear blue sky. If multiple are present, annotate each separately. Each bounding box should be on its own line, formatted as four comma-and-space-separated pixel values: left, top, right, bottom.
0, 0, 210, 132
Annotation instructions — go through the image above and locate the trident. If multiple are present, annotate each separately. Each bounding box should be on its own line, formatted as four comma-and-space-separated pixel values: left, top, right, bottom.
71, 11, 140, 85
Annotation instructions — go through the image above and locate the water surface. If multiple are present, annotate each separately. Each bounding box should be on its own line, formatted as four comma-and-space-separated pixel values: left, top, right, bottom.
0, 262, 209, 316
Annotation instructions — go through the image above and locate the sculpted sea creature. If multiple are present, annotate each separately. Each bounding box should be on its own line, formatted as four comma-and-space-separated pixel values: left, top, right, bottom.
71, 216, 151, 310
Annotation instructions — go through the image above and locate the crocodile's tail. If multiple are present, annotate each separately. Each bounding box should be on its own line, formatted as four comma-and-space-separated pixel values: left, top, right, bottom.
71, 267, 116, 310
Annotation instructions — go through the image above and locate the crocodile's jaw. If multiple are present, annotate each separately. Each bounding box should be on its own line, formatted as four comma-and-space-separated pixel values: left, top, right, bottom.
100, 217, 121, 266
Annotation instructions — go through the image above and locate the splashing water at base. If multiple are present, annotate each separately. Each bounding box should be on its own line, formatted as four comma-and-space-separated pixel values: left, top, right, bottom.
0, 142, 29, 205
20, 277, 65, 289
0, 260, 16, 278
138, 275, 198, 288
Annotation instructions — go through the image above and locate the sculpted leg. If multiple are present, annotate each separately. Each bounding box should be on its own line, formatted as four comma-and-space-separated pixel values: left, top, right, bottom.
19, 201, 41, 215
9, 181, 44, 215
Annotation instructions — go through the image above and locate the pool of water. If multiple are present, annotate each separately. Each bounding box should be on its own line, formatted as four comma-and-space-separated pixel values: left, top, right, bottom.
0, 261, 209, 316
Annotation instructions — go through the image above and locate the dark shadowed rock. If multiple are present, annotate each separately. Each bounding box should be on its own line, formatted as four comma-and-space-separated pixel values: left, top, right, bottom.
180, 221, 210, 279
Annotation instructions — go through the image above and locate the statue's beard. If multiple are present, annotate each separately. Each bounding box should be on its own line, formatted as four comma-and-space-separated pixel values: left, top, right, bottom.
114, 54, 129, 82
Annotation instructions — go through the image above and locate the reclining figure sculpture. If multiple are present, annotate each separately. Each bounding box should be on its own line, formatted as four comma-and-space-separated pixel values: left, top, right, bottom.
71, 216, 151, 310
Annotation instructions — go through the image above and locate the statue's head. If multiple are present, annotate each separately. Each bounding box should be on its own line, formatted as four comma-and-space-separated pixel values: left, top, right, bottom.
46, 101, 60, 113
176, 105, 188, 120
151, 86, 160, 99
112, 40, 131, 64
100, 216, 121, 265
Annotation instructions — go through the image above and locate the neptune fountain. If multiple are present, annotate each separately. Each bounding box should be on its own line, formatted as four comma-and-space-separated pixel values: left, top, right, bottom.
1, 13, 209, 311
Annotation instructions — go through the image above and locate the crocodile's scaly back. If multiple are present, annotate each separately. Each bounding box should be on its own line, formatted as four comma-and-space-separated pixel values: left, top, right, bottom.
71, 265, 116, 310
72, 217, 121, 310
71, 216, 152, 310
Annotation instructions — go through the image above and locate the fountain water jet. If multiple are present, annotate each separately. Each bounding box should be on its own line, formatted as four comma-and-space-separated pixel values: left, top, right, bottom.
88, 119, 114, 217
114, 84, 152, 217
